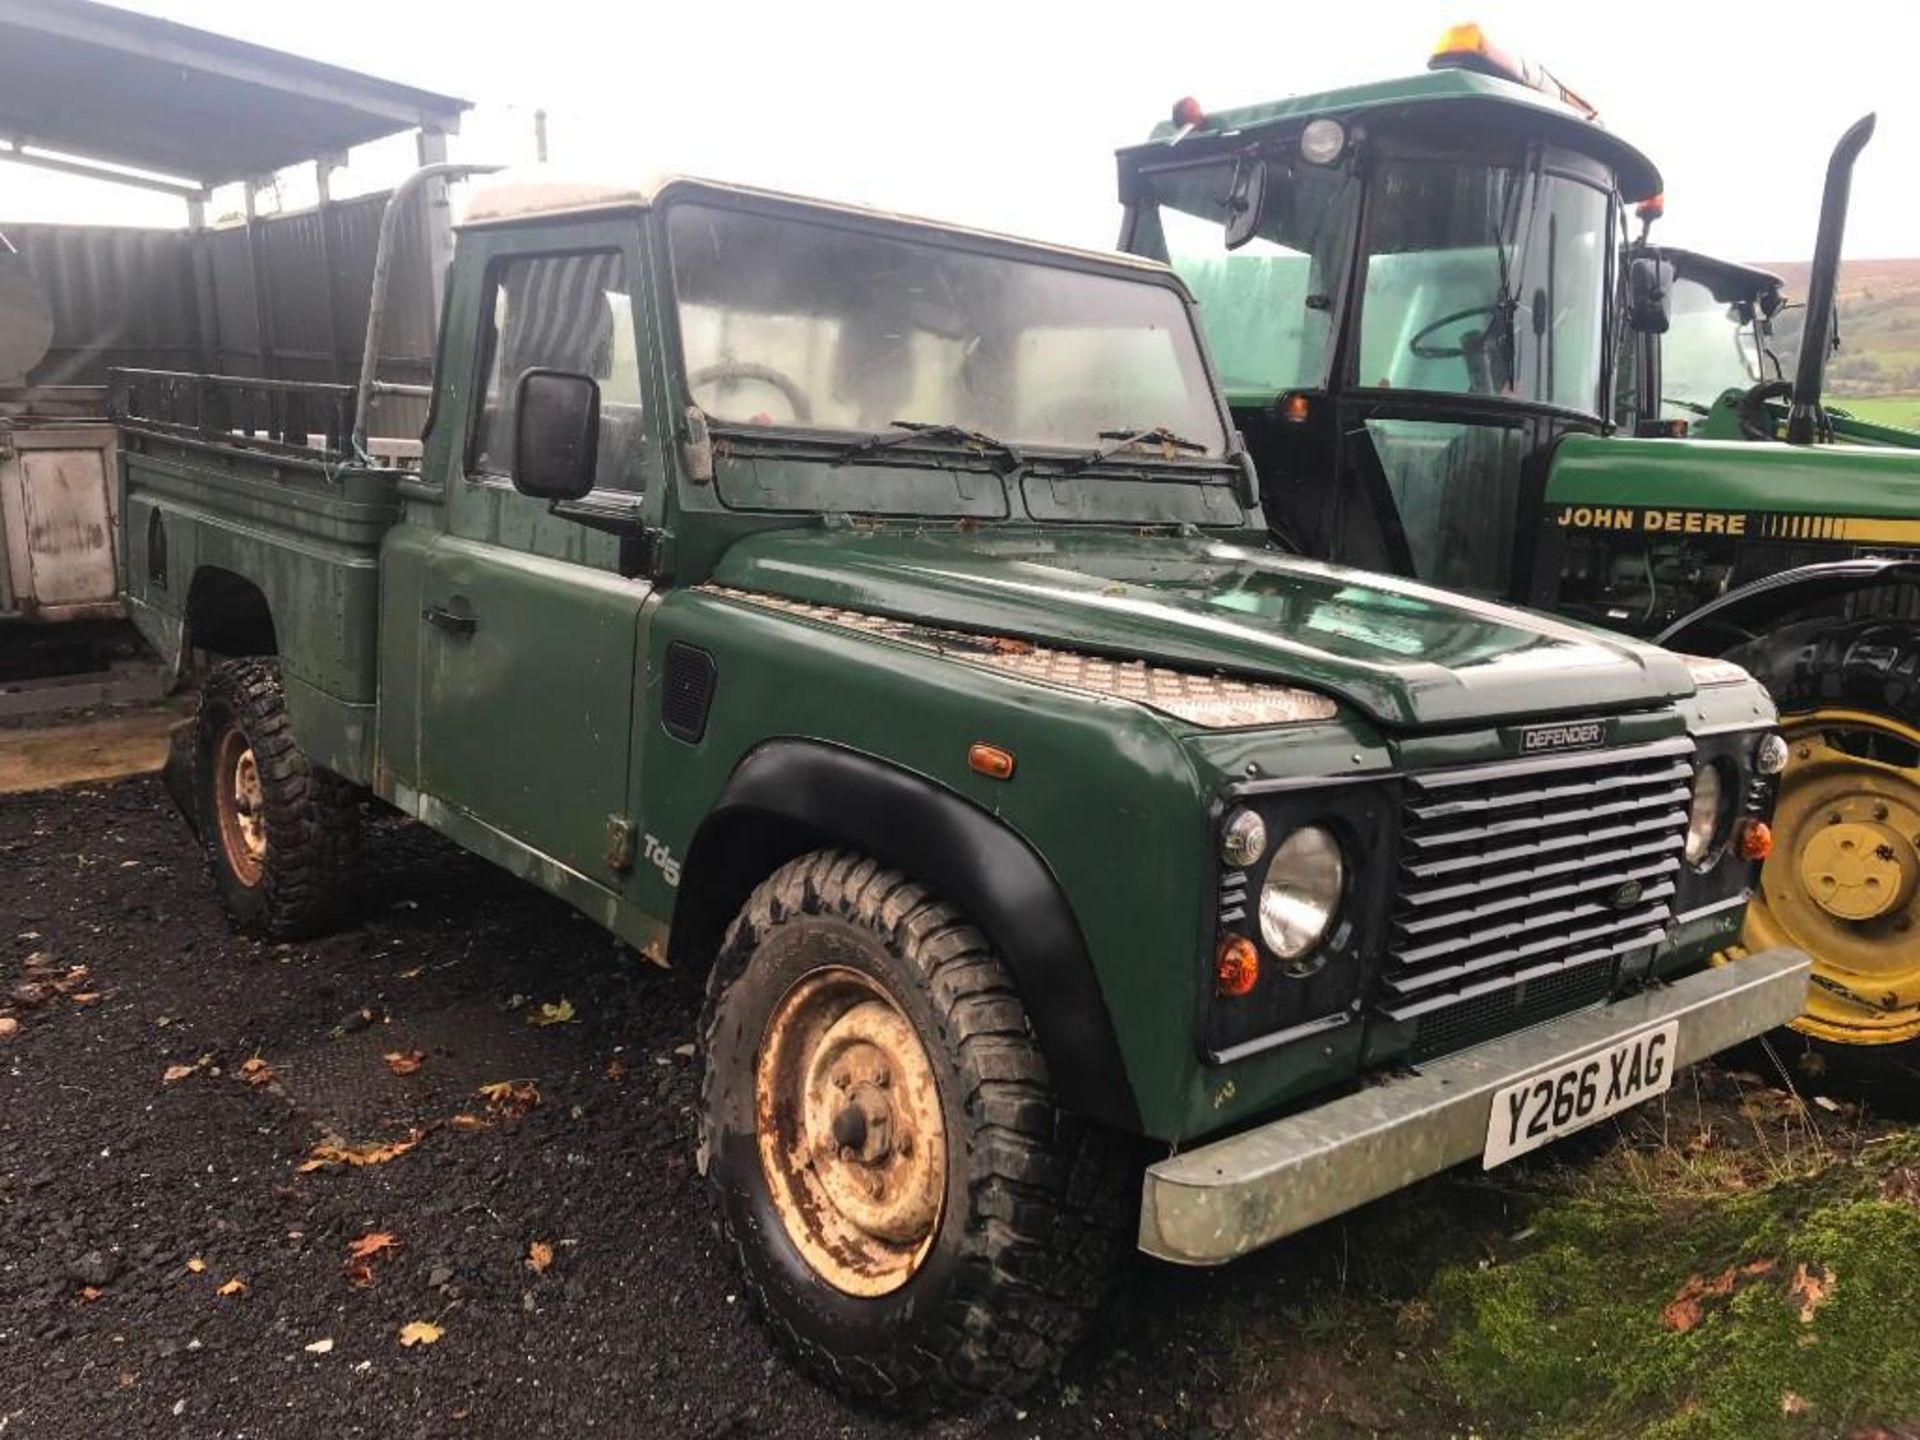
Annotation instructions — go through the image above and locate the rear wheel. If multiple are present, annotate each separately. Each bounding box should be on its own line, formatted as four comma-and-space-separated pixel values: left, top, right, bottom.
698, 850, 1132, 1408
1728, 619, 1920, 1097
193, 659, 362, 938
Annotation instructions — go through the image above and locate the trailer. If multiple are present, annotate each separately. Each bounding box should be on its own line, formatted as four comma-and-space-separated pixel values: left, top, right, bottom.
0, 0, 468, 680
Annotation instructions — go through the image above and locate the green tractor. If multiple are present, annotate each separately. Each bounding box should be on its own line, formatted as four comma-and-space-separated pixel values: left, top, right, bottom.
1113, 25, 1920, 1091
1631, 238, 1920, 448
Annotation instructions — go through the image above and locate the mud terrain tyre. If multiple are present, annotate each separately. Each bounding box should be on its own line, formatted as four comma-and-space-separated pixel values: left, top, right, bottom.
1726, 618, 1920, 1104
699, 850, 1132, 1409
193, 658, 361, 938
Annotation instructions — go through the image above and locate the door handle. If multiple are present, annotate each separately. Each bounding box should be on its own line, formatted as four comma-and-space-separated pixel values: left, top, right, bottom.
423, 603, 477, 636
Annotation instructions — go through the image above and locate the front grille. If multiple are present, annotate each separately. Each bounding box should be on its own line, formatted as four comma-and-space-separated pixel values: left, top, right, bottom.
1381, 737, 1693, 1061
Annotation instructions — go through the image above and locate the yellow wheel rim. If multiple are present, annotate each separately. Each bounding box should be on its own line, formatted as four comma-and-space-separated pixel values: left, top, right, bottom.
754, 967, 947, 1297
1741, 708, 1920, 1045
213, 724, 267, 888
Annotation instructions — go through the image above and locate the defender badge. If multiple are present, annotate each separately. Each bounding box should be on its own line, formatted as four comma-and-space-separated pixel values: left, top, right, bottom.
1515, 719, 1609, 754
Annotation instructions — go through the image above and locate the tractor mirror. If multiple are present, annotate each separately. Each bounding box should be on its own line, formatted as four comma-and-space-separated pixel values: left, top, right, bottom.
1222, 158, 1270, 251
1628, 257, 1674, 335
512, 368, 600, 501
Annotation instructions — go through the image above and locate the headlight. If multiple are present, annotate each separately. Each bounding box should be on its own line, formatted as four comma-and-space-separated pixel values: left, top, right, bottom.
1299, 117, 1347, 165
1756, 733, 1789, 776
1259, 825, 1345, 959
1221, 808, 1268, 869
1684, 763, 1728, 866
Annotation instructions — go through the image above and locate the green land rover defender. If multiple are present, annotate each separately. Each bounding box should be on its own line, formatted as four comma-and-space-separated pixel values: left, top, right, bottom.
114, 170, 1807, 1404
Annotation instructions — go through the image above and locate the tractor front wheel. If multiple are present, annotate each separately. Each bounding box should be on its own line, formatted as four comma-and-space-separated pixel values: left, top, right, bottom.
1730, 619, 1920, 1099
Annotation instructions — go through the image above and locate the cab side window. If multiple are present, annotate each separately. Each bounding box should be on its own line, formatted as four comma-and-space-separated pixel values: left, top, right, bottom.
471, 250, 644, 491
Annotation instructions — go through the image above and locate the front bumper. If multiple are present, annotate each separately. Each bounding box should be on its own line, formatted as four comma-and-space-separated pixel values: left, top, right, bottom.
1139, 947, 1811, 1265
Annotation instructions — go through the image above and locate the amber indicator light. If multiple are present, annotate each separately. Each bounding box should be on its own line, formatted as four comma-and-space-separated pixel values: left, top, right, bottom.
1215, 936, 1261, 997
1279, 392, 1312, 424
1737, 819, 1774, 862
967, 743, 1016, 780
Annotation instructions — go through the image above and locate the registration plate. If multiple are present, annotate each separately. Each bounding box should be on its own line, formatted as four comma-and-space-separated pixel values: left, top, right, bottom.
1482, 1020, 1679, 1169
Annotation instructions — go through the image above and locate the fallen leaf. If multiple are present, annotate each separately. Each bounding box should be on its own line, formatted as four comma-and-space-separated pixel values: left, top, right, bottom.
296, 1130, 424, 1174
1661, 1267, 1739, 1334
672, 1042, 695, 1059
185, 1257, 207, 1274
448, 1113, 492, 1133
162, 1063, 197, 1084
344, 1258, 376, 1290
48, 965, 90, 995
527, 1241, 554, 1274
70, 991, 103, 1007
1789, 1262, 1835, 1323
304, 1338, 334, 1355
384, 1050, 425, 1077
0, 1017, 18, 1039
79, 1286, 103, 1303
604, 1057, 627, 1082
1781, 1391, 1809, 1416
528, 999, 575, 1028
396, 966, 425, 981
217, 1278, 247, 1297
398, 1320, 443, 1348
477, 1080, 539, 1116
239, 1056, 276, 1087
347, 1232, 400, 1261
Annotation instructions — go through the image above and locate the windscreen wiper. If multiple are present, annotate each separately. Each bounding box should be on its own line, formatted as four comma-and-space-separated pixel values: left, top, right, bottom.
1060, 426, 1210, 475
831, 420, 1024, 472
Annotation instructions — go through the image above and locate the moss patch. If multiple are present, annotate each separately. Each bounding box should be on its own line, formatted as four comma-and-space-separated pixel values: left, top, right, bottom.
1432, 1136, 1920, 1439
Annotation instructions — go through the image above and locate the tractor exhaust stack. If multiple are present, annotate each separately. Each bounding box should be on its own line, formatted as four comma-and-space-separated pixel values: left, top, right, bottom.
1787, 114, 1876, 445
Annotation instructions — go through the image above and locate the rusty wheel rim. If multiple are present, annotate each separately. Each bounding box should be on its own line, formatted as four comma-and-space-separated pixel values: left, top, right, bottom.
754, 966, 946, 1297
212, 724, 266, 888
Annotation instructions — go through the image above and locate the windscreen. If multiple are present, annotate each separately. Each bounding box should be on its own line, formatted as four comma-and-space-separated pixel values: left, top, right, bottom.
665, 202, 1227, 454
1660, 275, 1765, 417
1128, 158, 1357, 400
1357, 159, 1609, 414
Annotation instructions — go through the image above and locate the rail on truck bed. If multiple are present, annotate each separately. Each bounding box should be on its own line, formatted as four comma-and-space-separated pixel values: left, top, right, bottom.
108, 369, 424, 468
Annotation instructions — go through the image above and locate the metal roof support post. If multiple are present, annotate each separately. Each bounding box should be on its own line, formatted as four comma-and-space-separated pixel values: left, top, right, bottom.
315, 153, 346, 383
415, 127, 453, 328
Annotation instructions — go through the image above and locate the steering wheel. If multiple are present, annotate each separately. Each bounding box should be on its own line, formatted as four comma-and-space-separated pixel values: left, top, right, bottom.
1408, 303, 1504, 359
1735, 379, 1793, 441
687, 361, 812, 423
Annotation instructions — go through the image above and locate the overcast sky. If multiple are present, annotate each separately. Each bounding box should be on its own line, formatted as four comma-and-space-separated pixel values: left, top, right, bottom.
3, 0, 1912, 264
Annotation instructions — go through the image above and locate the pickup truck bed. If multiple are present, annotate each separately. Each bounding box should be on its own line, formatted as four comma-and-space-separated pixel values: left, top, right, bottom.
115, 369, 402, 779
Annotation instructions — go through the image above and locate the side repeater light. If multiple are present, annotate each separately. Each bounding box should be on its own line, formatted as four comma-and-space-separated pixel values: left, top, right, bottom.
1737, 819, 1774, 862
967, 743, 1016, 780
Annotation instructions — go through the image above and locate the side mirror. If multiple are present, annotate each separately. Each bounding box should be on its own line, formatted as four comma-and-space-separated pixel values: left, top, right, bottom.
1628, 257, 1674, 335
1222, 158, 1270, 252
512, 368, 600, 501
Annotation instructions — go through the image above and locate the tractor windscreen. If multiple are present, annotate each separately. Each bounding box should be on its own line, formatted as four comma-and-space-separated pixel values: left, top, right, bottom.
1659, 275, 1771, 419
664, 202, 1227, 457
1129, 146, 1612, 416
1357, 159, 1608, 413
1127, 159, 1357, 401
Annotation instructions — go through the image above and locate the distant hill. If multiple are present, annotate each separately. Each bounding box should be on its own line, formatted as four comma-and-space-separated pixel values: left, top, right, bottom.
1750, 257, 1920, 401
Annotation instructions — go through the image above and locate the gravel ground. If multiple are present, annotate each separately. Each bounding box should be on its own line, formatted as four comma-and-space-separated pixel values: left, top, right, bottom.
0, 779, 1432, 1440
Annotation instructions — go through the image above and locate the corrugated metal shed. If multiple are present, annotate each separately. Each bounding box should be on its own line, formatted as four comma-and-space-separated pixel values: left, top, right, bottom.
0, 0, 467, 190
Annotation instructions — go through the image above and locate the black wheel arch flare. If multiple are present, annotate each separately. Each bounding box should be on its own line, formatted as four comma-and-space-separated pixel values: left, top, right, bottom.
670, 738, 1142, 1132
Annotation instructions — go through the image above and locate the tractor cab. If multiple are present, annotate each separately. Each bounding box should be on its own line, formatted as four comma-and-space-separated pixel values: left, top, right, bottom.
1624, 248, 1790, 437
1116, 26, 1662, 599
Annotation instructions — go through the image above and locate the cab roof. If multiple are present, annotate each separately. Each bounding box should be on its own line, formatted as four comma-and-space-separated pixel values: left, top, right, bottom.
460, 169, 1174, 277
1127, 68, 1662, 203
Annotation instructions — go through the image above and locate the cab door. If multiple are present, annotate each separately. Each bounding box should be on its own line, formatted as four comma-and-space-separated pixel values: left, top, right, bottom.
417, 227, 659, 885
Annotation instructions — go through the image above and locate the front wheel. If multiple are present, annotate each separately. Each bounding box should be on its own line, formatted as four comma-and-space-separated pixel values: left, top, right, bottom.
698, 851, 1131, 1409
193, 658, 362, 938
1728, 619, 1920, 1097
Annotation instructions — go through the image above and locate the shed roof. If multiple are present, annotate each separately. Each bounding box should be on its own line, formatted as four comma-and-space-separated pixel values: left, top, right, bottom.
0, 0, 469, 190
